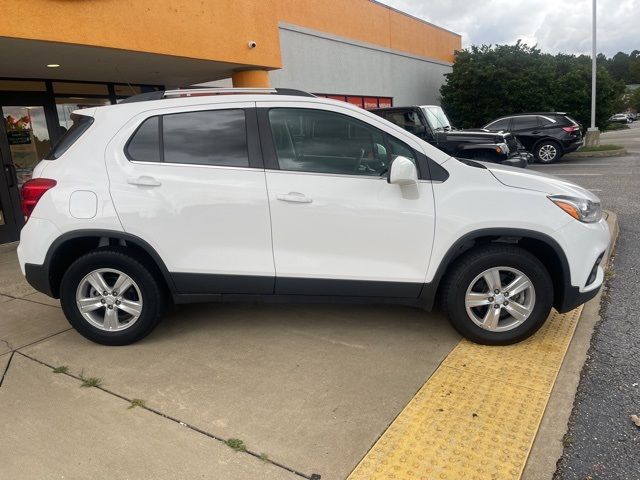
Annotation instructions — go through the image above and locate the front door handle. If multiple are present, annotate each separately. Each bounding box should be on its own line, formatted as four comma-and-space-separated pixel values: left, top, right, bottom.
127, 176, 161, 187
276, 192, 313, 204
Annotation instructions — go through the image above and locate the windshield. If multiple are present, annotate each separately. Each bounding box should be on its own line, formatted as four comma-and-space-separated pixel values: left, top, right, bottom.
421, 106, 451, 131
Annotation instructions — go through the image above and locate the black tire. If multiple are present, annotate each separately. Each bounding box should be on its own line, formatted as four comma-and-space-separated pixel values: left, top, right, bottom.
60, 249, 165, 345
440, 245, 553, 345
534, 140, 562, 164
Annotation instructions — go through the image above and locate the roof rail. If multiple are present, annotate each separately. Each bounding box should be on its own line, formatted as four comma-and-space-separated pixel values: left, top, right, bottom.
119, 87, 315, 104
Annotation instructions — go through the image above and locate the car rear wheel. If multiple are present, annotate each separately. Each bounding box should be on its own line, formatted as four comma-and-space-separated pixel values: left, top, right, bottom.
535, 140, 562, 163
441, 245, 553, 345
60, 249, 165, 345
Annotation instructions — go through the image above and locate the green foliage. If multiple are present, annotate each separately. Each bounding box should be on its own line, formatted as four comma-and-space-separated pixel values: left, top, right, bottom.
128, 398, 146, 409
52, 365, 69, 374
629, 88, 640, 112
225, 438, 246, 452
440, 42, 626, 129
603, 50, 640, 83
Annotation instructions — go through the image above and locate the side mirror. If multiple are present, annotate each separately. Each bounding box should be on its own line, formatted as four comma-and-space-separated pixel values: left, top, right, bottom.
387, 156, 418, 186
434, 131, 448, 144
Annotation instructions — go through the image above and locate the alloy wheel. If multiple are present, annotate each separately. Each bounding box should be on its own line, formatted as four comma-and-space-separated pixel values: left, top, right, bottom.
75, 268, 143, 332
464, 266, 536, 332
538, 144, 557, 162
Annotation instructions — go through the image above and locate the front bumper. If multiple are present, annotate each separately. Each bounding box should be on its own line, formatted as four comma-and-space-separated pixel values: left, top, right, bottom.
553, 217, 610, 312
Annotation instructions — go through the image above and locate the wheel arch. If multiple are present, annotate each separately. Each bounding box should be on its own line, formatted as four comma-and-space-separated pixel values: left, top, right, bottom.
422, 228, 570, 311
42, 230, 175, 299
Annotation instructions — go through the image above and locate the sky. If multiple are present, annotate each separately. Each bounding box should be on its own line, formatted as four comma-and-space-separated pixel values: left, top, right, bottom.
381, 0, 639, 57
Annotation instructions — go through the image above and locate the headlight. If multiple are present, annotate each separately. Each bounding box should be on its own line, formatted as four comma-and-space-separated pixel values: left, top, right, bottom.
548, 195, 602, 223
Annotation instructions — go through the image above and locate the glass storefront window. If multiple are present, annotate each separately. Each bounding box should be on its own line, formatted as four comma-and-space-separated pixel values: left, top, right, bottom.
2, 106, 51, 187
114, 84, 142, 96
0, 80, 47, 92
52, 82, 109, 95
56, 97, 110, 131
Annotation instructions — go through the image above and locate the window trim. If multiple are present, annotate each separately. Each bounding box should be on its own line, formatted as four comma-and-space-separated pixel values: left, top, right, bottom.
123, 107, 262, 168
257, 106, 425, 179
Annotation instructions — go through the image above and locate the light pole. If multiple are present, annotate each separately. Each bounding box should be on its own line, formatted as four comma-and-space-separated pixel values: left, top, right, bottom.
586, 0, 600, 146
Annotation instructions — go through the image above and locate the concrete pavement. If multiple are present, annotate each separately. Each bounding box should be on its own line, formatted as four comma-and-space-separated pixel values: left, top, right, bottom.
0, 245, 460, 480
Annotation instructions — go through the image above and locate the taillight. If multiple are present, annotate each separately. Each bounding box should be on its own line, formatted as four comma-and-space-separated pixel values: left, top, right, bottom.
562, 126, 579, 133
20, 178, 57, 218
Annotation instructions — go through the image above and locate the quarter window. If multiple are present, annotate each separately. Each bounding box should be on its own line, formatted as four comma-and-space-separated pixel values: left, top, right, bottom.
126, 116, 159, 162
125, 109, 248, 167
269, 108, 413, 176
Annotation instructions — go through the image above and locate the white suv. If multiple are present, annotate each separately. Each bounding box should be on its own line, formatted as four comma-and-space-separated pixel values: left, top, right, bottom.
17, 88, 610, 346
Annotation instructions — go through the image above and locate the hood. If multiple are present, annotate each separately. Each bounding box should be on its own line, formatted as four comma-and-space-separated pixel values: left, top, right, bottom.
481, 161, 601, 203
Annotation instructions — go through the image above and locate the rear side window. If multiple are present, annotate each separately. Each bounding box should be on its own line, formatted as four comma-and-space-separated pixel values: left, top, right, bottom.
45, 114, 94, 160
125, 109, 248, 167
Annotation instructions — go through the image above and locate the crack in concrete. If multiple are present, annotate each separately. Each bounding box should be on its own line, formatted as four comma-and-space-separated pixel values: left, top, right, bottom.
15, 351, 319, 479
0, 337, 14, 351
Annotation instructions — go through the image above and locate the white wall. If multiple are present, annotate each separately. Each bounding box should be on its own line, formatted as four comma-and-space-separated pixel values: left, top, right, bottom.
269, 23, 452, 106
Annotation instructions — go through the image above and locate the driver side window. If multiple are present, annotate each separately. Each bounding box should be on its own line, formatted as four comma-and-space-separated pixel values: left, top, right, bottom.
269, 108, 396, 176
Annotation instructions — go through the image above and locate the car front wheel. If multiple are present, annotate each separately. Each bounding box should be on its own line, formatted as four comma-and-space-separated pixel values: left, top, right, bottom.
441, 245, 553, 345
60, 249, 165, 345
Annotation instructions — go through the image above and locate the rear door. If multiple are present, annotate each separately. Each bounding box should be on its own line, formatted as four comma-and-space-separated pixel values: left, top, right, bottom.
258, 102, 435, 297
511, 115, 541, 150
106, 102, 275, 294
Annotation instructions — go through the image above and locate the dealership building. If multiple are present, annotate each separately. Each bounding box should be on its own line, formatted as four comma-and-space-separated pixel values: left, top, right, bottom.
0, 0, 460, 243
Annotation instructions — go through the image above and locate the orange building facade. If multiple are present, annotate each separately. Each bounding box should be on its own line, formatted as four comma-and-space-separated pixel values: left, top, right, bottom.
0, 0, 459, 240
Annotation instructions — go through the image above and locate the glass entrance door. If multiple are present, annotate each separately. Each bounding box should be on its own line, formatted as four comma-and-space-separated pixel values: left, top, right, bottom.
0, 94, 58, 243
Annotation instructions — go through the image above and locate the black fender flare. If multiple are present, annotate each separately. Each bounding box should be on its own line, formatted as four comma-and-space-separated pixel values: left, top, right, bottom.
37, 229, 175, 297
420, 227, 572, 310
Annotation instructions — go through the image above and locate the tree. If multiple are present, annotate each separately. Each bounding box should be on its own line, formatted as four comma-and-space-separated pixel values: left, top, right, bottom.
440, 42, 625, 129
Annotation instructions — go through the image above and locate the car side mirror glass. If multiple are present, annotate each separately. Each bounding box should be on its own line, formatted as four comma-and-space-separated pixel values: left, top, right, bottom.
387, 156, 418, 186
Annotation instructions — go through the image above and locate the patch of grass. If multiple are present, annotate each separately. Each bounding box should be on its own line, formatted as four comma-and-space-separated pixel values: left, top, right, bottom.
259, 453, 269, 462
562, 433, 572, 446
225, 438, 246, 452
52, 365, 69, 374
605, 267, 615, 280
603, 123, 630, 131
80, 377, 103, 388
578, 144, 623, 152
128, 398, 146, 409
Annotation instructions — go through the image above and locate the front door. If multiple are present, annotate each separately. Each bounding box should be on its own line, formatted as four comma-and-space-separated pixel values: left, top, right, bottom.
0, 94, 58, 243
261, 104, 435, 297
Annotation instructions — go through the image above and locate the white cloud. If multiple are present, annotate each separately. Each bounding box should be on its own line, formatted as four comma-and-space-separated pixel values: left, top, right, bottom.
381, 0, 640, 56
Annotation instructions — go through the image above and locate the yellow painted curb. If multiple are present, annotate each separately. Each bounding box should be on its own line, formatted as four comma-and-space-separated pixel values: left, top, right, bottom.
348, 307, 583, 480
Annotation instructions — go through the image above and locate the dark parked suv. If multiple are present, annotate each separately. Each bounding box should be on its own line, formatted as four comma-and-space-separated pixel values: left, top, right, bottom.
483, 113, 583, 164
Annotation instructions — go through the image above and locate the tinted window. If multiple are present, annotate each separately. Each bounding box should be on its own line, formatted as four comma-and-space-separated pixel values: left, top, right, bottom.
45, 114, 94, 160
512, 116, 539, 130
485, 118, 510, 131
269, 108, 392, 176
387, 136, 416, 164
163, 109, 248, 167
126, 116, 160, 162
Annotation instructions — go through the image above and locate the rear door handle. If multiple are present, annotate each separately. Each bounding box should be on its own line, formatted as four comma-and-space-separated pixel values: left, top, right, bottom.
127, 175, 161, 187
276, 192, 313, 204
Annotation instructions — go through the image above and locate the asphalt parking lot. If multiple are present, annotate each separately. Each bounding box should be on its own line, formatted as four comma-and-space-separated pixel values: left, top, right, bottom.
0, 125, 635, 480
545, 125, 640, 480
